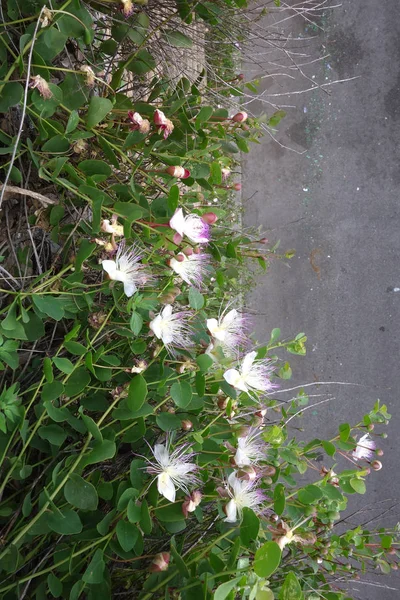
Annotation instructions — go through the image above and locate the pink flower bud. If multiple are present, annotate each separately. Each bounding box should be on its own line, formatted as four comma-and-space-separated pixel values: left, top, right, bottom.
193, 246, 201, 254
376, 448, 384, 456
232, 111, 248, 123
175, 253, 185, 262
181, 419, 193, 431
217, 397, 228, 410
259, 237, 268, 244
233, 182, 242, 191
173, 232, 183, 245
367, 423, 374, 431
182, 490, 202, 517
236, 465, 257, 482
183, 247, 193, 256
154, 109, 167, 126
201, 212, 218, 225
166, 166, 190, 179
371, 460, 382, 471
149, 552, 170, 572
237, 74, 244, 81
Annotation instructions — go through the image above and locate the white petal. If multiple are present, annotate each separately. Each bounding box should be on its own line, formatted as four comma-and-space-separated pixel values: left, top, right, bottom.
157, 472, 176, 502
234, 447, 251, 467
149, 315, 163, 339
102, 260, 117, 279
241, 351, 257, 375
123, 281, 137, 297
224, 499, 238, 523
228, 471, 239, 488
223, 368, 248, 392
154, 444, 169, 465
169, 208, 186, 236
222, 309, 238, 325
206, 318, 219, 336
162, 304, 173, 318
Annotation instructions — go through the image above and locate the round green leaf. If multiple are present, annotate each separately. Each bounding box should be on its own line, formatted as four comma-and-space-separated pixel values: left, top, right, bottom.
127, 374, 148, 411
116, 520, 139, 552
0, 82, 23, 112
41, 381, 64, 402
214, 577, 243, 600
82, 549, 105, 584
170, 381, 192, 408
253, 541, 281, 578
188, 287, 204, 309
78, 159, 112, 177
64, 367, 91, 397
86, 96, 113, 129
64, 473, 98, 510
350, 477, 366, 494
38, 424, 67, 447
240, 507, 260, 545
47, 508, 82, 535
279, 571, 302, 600
162, 29, 193, 48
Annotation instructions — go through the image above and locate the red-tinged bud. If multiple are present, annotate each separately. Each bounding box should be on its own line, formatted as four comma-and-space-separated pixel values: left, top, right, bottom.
376, 448, 384, 456
182, 490, 202, 517
166, 165, 190, 178
263, 465, 276, 477
201, 212, 218, 225
367, 423, 375, 431
371, 460, 382, 471
270, 514, 279, 522
193, 246, 201, 254
233, 182, 242, 191
236, 465, 257, 482
216, 486, 230, 499
391, 563, 398, 570
183, 247, 193, 256
175, 253, 185, 262
329, 477, 340, 487
173, 232, 183, 245
217, 397, 228, 410
259, 237, 269, 244
242, 124, 250, 131
388, 547, 396, 555
237, 74, 244, 81
149, 553, 170, 573
232, 111, 248, 123
181, 419, 193, 431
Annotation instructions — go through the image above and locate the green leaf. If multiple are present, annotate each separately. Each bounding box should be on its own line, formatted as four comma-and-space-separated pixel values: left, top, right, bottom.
127, 499, 142, 523
126, 49, 156, 75
339, 423, 351, 442
64, 367, 90, 397
65, 110, 79, 134
188, 287, 204, 309
79, 159, 112, 177
210, 161, 222, 185
113, 202, 144, 223
50, 205, 65, 226
82, 440, 116, 466
64, 473, 98, 510
162, 29, 193, 48
130, 311, 143, 335
214, 577, 243, 600
47, 572, 63, 597
32, 295, 64, 321
41, 381, 65, 402
195, 372, 205, 397
75, 239, 96, 271
79, 410, 103, 442
127, 375, 148, 411
156, 412, 181, 431
86, 96, 113, 129
41, 135, 70, 153
0, 82, 23, 112
116, 520, 139, 552
279, 572, 302, 600
43, 357, 54, 383
97, 509, 116, 536
64, 341, 87, 356
31, 84, 63, 118
38, 424, 67, 446
170, 381, 192, 408
170, 539, 190, 578
240, 507, 260, 544
140, 499, 152, 534
53, 357, 74, 374
268, 110, 286, 128
82, 549, 105, 584
168, 184, 180, 213
322, 440, 336, 457
297, 485, 323, 505
196, 354, 213, 372
253, 542, 281, 578
273, 483, 286, 515
195, 106, 213, 129
270, 328, 281, 344
349, 477, 366, 494
47, 508, 82, 535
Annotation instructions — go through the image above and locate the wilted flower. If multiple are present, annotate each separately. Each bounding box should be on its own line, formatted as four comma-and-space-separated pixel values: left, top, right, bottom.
166, 166, 190, 179
224, 472, 265, 523
145, 442, 199, 502
182, 490, 202, 517
207, 307, 248, 357
221, 167, 231, 181
234, 428, 266, 468
101, 216, 124, 237
223, 351, 276, 396
170, 252, 208, 287
169, 208, 210, 244
128, 111, 150, 134
352, 434, 376, 461
102, 242, 151, 297
81, 65, 95, 87
121, 0, 134, 17
72, 138, 88, 154
130, 358, 148, 374
149, 552, 170, 573
270, 520, 316, 551
154, 109, 174, 139
149, 304, 193, 351
30, 75, 52, 100
41, 7, 52, 28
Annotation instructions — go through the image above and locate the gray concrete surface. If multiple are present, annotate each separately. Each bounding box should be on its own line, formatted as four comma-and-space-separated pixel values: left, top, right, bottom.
243, 1, 400, 597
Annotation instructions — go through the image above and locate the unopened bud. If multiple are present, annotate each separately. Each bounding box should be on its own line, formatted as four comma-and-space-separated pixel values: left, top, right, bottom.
193, 246, 201, 254
182, 490, 202, 517
270, 514, 279, 522
371, 460, 382, 471
329, 476, 340, 487
217, 397, 228, 410
149, 552, 170, 572
201, 212, 218, 225
317, 557, 323, 564
259, 237, 269, 244
173, 232, 183, 245
391, 562, 398, 570
183, 246, 193, 256
376, 448, 384, 456
237, 73, 244, 81
175, 253, 185, 262
232, 111, 248, 123
166, 165, 190, 179
263, 465, 276, 477
382, 432, 388, 438
263, 476, 273, 485
367, 423, 375, 431
233, 182, 242, 191
236, 465, 257, 482
181, 419, 193, 431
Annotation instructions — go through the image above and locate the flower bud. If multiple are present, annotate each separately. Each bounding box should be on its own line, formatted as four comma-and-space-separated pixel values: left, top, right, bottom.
232, 111, 248, 123
182, 490, 202, 517
81, 65, 95, 87
237, 74, 244, 81
236, 465, 257, 482
376, 448, 384, 456
217, 397, 228, 410
30, 75, 53, 100
175, 253, 185, 262
216, 486, 230, 498
317, 557, 323, 564
201, 212, 218, 225
371, 460, 382, 471
166, 166, 190, 179
329, 476, 340, 487
193, 246, 201, 254
263, 465, 276, 477
183, 247, 193, 256
173, 232, 183, 245
367, 423, 375, 431
259, 237, 269, 244
181, 419, 193, 431
149, 552, 170, 572
382, 432, 388, 438
221, 167, 231, 181
391, 562, 398, 570
233, 182, 242, 191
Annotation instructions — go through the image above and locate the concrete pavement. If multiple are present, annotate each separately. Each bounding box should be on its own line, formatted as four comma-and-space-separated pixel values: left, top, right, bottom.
243, 1, 400, 597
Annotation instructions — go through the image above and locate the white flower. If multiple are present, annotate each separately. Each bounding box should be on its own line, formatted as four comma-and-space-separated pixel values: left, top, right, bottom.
352, 434, 376, 461
169, 208, 210, 244
207, 307, 248, 356
234, 428, 266, 467
145, 443, 199, 502
223, 351, 275, 396
102, 242, 150, 297
170, 252, 208, 287
149, 304, 193, 350
224, 472, 265, 523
